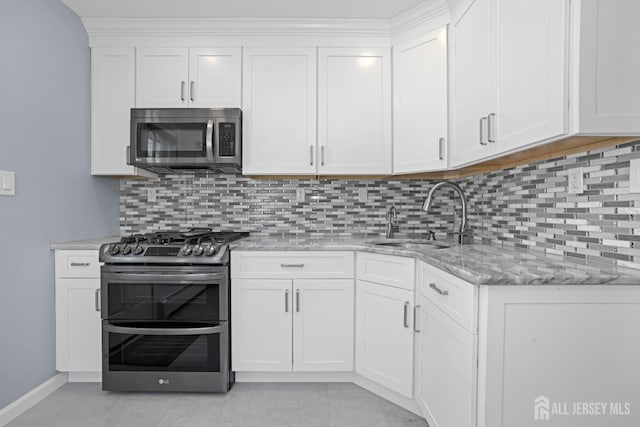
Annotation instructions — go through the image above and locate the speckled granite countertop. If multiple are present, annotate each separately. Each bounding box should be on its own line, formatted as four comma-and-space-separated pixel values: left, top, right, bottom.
50, 236, 119, 250
232, 235, 640, 286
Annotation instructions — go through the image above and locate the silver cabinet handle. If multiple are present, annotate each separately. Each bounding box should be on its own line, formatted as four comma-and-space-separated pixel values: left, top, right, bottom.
95, 288, 101, 312
126, 145, 131, 164
310, 146, 314, 166
479, 117, 488, 145
104, 323, 225, 336
438, 137, 445, 160
281, 263, 304, 268
488, 113, 496, 143
403, 301, 410, 328
321, 146, 325, 166
413, 305, 421, 332
190, 81, 195, 102
70, 262, 90, 267
180, 81, 186, 102
285, 289, 289, 312
430, 283, 449, 296
296, 289, 300, 312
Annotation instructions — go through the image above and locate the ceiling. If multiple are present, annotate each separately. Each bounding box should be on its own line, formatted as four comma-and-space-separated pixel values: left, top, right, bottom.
62, 0, 429, 19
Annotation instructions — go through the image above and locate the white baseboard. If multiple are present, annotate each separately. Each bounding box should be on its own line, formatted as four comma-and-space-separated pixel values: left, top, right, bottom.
236, 371, 353, 383
353, 374, 422, 417
0, 373, 67, 427
67, 372, 101, 383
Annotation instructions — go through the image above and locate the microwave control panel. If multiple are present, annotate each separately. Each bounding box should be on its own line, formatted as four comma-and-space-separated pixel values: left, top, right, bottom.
218, 123, 236, 157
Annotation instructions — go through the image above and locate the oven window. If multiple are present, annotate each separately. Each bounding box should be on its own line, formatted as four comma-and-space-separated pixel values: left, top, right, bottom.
107, 323, 221, 373
107, 283, 221, 321
137, 123, 207, 158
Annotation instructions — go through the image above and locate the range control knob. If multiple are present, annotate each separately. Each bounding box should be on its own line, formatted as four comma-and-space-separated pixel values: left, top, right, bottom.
121, 244, 132, 255
204, 245, 217, 256
181, 245, 193, 256
193, 245, 204, 256
109, 244, 120, 255
132, 245, 144, 255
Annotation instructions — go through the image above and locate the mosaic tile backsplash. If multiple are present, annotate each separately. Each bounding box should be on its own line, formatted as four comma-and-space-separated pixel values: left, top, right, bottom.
121, 139, 640, 268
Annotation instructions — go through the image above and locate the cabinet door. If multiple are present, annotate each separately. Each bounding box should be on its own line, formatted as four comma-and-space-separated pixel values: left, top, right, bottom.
318, 48, 392, 175
91, 48, 152, 177
242, 47, 317, 175
188, 47, 241, 108
416, 297, 476, 427
231, 279, 293, 371
393, 28, 448, 174
136, 48, 188, 108
490, 0, 568, 154
56, 279, 102, 372
578, 0, 640, 134
450, 0, 492, 167
355, 280, 414, 397
293, 279, 354, 372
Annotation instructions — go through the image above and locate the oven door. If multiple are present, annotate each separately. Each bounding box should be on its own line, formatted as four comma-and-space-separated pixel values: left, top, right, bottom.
101, 266, 228, 322
102, 321, 230, 392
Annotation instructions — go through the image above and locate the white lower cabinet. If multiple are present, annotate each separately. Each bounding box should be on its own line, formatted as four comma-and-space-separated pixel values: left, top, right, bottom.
55, 250, 102, 373
355, 279, 414, 398
415, 296, 476, 427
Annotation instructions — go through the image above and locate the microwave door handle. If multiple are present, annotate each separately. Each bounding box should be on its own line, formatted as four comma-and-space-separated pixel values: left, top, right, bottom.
207, 119, 215, 161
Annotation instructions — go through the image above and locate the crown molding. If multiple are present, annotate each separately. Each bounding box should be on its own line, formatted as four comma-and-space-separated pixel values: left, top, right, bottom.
82, 17, 392, 39
390, 0, 450, 36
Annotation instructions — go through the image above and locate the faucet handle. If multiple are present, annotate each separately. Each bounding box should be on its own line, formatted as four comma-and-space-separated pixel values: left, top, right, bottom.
426, 230, 436, 241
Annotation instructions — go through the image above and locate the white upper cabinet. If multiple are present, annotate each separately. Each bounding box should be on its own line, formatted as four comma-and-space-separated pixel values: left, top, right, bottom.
91, 47, 153, 177
450, 0, 492, 167
318, 48, 392, 175
242, 47, 317, 175
576, 0, 640, 134
490, 0, 568, 156
393, 27, 448, 174
136, 47, 241, 108
450, 0, 569, 167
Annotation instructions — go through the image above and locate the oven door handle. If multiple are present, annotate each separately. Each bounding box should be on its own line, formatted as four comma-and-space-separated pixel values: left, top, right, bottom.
104, 324, 225, 336
102, 272, 227, 283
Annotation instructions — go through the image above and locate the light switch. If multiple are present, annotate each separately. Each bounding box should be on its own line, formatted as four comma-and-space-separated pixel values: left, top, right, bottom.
295, 188, 305, 202
358, 188, 368, 202
0, 170, 15, 196
629, 159, 640, 193
147, 188, 157, 202
567, 168, 584, 194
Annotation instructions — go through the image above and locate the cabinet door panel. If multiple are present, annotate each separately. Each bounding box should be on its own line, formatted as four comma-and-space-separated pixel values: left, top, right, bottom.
417, 297, 476, 427
293, 279, 354, 372
393, 28, 448, 173
136, 48, 188, 108
451, 0, 491, 167
355, 280, 414, 397
189, 47, 241, 108
491, 0, 568, 153
242, 48, 317, 175
56, 279, 102, 372
231, 279, 293, 371
318, 48, 392, 175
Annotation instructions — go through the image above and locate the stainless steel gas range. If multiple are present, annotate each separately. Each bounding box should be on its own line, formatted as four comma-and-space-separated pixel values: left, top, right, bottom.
98, 229, 247, 393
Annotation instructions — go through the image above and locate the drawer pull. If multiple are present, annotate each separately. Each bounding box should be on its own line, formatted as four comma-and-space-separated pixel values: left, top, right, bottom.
285, 289, 289, 312
413, 305, 421, 333
296, 289, 301, 312
403, 301, 410, 328
95, 289, 101, 312
70, 262, 91, 267
281, 263, 304, 268
429, 283, 449, 296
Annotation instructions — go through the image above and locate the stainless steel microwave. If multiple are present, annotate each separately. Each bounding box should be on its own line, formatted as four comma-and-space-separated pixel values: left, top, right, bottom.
128, 108, 241, 174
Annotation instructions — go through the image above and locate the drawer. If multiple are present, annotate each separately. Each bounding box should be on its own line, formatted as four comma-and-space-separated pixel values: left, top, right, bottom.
356, 252, 415, 291
416, 260, 477, 333
55, 250, 101, 279
231, 251, 354, 279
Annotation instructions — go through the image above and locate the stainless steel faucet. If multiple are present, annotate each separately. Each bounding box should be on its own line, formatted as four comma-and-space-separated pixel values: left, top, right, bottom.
422, 181, 471, 244
386, 205, 399, 238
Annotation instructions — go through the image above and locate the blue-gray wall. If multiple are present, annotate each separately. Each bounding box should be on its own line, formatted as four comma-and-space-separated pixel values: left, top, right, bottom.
0, 0, 119, 408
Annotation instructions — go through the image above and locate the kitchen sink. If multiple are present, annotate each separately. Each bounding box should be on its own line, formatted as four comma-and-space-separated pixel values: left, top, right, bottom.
366, 240, 451, 250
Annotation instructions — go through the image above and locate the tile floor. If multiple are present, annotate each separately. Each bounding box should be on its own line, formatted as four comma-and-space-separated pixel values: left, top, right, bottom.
8, 382, 428, 427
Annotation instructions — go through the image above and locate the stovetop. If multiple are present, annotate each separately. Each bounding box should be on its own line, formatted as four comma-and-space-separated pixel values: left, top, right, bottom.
99, 229, 249, 265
